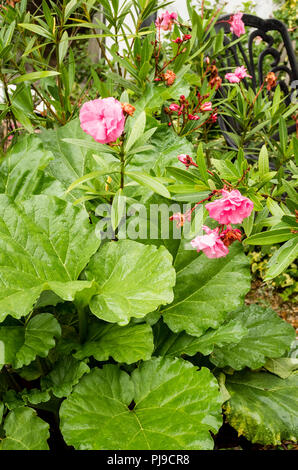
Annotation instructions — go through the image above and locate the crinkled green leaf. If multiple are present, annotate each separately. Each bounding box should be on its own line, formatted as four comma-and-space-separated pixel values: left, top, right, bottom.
0, 407, 50, 450
85, 240, 175, 325
0, 134, 63, 200
0, 194, 100, 321
21, 389, 51, 405
211, 305, 295, 370
154, 320, 246, 358
41, 356, 90, 398
74, 321, 154, 364
0, 313, 61, 369
225, 371, 298, 445
162, 243, 251, 337
60, 357, 222, 450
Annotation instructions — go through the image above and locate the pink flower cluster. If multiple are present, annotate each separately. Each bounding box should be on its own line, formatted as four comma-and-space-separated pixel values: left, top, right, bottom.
155, 11, 178, 31
79, 97, 125, 144
225, 66, 252, 83
191, 226, 229, 258
190, 189, 253, 258
228, 13, 245, 37
206, 189, 253, 225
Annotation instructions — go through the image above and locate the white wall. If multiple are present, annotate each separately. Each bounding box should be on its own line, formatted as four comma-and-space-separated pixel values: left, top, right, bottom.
168, 0, 274, 20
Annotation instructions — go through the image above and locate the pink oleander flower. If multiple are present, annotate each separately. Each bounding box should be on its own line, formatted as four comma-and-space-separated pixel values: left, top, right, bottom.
225, 73, 241, 83
234, 66, 251, 79
211, 112, 218, 122
183, 34, 192, 40
191, 225, 229, 258
205, 189, 254, 224
79, 97, 125, 144
225, 65, 251, 83
178, 154, 198, 169
229, 13, 245, 37
200, 101, 212, 112
169, 103, 180, 111
155, 11, 178, 31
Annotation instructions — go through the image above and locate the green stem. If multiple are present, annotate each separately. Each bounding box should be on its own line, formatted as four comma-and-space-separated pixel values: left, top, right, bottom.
78, 306, 88, 343
120, 146, 125, 189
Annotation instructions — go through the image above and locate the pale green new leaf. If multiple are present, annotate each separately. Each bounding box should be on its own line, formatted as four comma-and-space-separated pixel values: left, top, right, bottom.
258, 145, 269, 177
264, 357, 298, 379
0, 195, 100, 321
225, 371, 298, 445
162, 243, 251, 337
154, 321, 246, 358
111, 189, 126, 231
125, 171, 171, 199
211, 305, 295, 370
60, 357, 222, 450
0, 407, 50, 450
125, 111, 146, 153
85, 240, 175, 325
11, 71, 60, 84
74, 321, 154, 364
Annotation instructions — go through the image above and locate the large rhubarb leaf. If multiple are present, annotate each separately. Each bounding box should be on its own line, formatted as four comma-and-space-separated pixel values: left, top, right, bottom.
60, 357, 222, 450
0, 194, 100, 321
0, 134, 63, 200
0, 313, 61, 369
162, 242, 251, 337
0, 407, 50, 450
154, 320, 246, 358
211, 305, 295, 370
225, 371, 298, 445
74, 321, 154, 364
85, 240, 175, 325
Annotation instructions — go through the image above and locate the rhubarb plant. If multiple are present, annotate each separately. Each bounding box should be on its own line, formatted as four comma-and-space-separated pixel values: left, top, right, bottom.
0, 0, 297, 451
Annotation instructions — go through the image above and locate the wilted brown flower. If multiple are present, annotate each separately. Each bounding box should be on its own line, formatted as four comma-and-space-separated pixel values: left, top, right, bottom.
220, 225, 242, 247
164, 70, 176, 86
121, 102, 136, 116
265, 72, 277, 91
209, 75, 222, 90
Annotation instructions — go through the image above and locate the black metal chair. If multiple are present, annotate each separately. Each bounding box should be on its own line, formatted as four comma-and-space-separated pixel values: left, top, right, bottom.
214, 14, 298, 164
